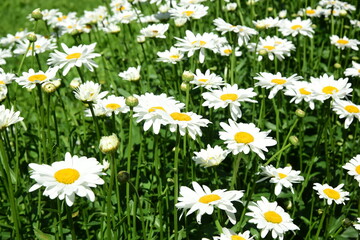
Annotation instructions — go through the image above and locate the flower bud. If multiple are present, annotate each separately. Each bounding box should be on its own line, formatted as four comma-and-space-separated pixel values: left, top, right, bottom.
295, 109, 305, 118
174, 17, 187, 27
267, 7, 273, 12
259, 49, 268, 55
117, 171, 130, 183
42, 82, 57, 93
137, 35, 146, 43
180, 82, 190, 91
70, 29, 80, 36
340, 9, 347, 16
0, 85, 7, 102
352, 56, 359, 61
27, 33, 37, 42
70, 78, 81, 89
289, 136, 299, 146
52, 79, 61, 88
225, 3, 237, 11
102, 159, 110, 171
334, 63, 341, 69
182, 71, 194, 82
99, 133, 120, 154
125, 96, 139, 107
285, 200, 292, 210
31, 8, 43, 20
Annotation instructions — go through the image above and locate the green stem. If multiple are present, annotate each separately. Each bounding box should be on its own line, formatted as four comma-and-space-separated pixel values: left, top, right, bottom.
230, 154, 241, 190
173, 129, 181, 240
66, 205, 77, 240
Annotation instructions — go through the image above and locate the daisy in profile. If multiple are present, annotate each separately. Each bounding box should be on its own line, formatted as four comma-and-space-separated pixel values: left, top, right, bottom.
313, 183, 349, 205
0, 85, 7, 101
16, 67, 59, 89
175, 30, 216, 63
47, 43, 100, 76
133, 93, 185, 134
354, 218, 360, 230
192, 145, 229, 168
29, 152, 105, 207
175, 181, 244, 224
73, 81, 108, 103
0, 68, 15, 85
330, 35, 360, 51
118, 66, 141, 81
0, 29, 29, 47
344, 61, 360, 77
254, 72, 303, 99
219, 119, 277, 159
278, 17, 314, 38
213, 227, 254, 240
342, 155, 360, 186
0, 105, 24, 130
157, 47, 184, 64
139, 23, 169, 39
202, 84, 257, 120
0, 49, 12, 65
190, 69, 224, 90
248, 36, 295, 61
13, 36, 57, 57
310, 74, 352, 101
257, 165, 304, 196
332, 99, 360, 129
284, 81, 317, 110
253, 17, 280, 29
246, 196, 299, 240
96, 95, 130, 116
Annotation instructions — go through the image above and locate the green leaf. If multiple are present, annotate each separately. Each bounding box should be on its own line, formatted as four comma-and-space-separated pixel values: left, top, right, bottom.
34, 228, 55, 240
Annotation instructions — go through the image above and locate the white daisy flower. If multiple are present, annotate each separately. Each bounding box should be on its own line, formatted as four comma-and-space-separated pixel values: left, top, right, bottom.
139, 23, 169, 39
28, 152, 105, 207
179, 0, 207, 5
246, 196, 299, 240
157, 47, 184, 64
219, 119, 277, 159
0, 29, 29, 47
56, 18, 89, 35
313, 183, 349, 205
218, 45, 242, 57
248, 36, 295, 61
202, 84, 257, 120
110, 9, 139, 24
169, 4, 208, 22
47, 42, 100, 76
332, 99, 360, 129
118, 66, 141, 81
284, 81, 317, 110
175, 181, 244, 224
254, 72, 303, 99
224, 3, 237, 11
330, 35, 360, 51
0, 85, 7, 101
0, 105, 24, 130
73, 81, 108, 103
354, 218, 360, 230
0, 68, 15, 85
350, 20, 360, 29
278, 10, 287, 18
190, 69, 224, 90
344, 61, 360, 77
310, 74, 352, 101
133, 93, 185, 134
298, 7, 323, 17
342, 155, 360, 186
0, 49, 12, 65
192, 145, 229, 168
278, 17, 314, 38
253, 17, 280, 29
175, 30, 217, 63
257, 165, 304, 196
47, 11, 77, 29
96, 95, 130, 116
213, 227, 253, 240
16, 67, 59, 89
13, 36, 56, 57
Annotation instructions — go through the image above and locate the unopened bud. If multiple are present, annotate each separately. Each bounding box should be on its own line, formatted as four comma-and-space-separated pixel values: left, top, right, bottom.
311, 24, 317, 29
352, 56, 359, 61
174, 17, 187, 27
31, 8, 43, 20
259, 49, 268, 55
180, 82, 190, 91
42, 82, 57, 93
289, 136, 299, 146
137, 35, 146, 43
182, 71, 194, 82
125, 96, 139, 107
70, 78, 81, 89
70, 29, 80, 36
285, 200, 292, 210
295, 109, 305, 118
99, 133, 120, 154
267, 7, 273, 12
117, 171, 130, 183
348, 134, 353, 140
27, 33, 37, 42
334, 63, 341, 69
340, 9, 347, 16
52, 79, 61, 88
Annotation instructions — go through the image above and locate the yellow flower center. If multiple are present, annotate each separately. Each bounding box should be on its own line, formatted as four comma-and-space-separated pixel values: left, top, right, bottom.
170, 112, 192, 121
182, 11, 194, 16
15, 36, 21, 39
191, 40, 206, 46
355, 165, 360, 174
231, 236, 245, 240
271, 79, 287, 85
28, 74, 47, 82
54, 168, 80, 184
35, 45, 41, 48
264, 211, 283, 223
263, 45, 275, 51
323, 188, 340, 200
148, 106, 166, 112
344, 105, 360, 113
220, 93, 238, 101
278, 173, 287, 179
337, 39, 349, 45
0, 81, 5, 85
291, 25, 303, 30
299, 88, 311, 95
57, 15, 67, 21
198, 79, 208, 82
306, 9, 316, 14
322, 86, 339, 94
224, 49, 232, 54
66, 53, 82, 60
170, 55, 180, 59
152, 30, 159, 34
358, 69, 360, 73
234, 132, 254, 144
198, 194, 221, 204
118, 6, 126, 11
106, 103, 121, 110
